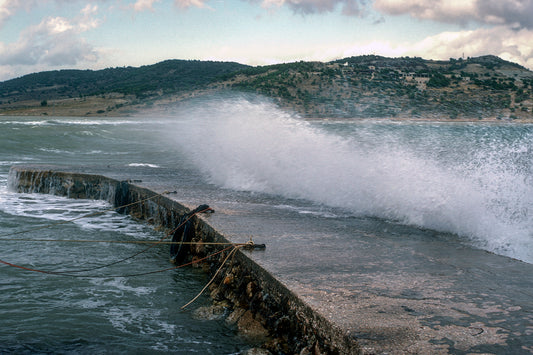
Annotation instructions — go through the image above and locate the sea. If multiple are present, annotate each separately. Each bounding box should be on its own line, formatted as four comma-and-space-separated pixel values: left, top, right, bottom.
0, 93, 532, 353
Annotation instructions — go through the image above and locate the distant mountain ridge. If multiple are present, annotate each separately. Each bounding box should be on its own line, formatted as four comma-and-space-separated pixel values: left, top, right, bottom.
1, 55, 532, 120
0, 60, 248, 101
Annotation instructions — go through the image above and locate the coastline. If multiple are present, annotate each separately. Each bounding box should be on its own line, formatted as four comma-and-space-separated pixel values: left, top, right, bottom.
2, 101, 532, 123
303, 116, 533, 124
1, 89, 532, 123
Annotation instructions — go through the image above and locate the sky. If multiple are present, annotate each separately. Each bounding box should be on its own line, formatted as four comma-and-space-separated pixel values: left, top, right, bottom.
1, 0, 533, 81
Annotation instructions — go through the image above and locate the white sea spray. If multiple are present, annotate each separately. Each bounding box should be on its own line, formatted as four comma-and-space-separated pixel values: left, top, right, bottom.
164, 95, 533, 262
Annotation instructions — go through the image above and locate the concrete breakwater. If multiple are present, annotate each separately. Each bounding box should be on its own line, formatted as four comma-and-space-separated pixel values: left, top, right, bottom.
8, 166, 359, 355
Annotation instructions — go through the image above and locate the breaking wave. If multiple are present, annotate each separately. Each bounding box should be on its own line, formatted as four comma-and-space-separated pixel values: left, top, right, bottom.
162, 95, 533, 262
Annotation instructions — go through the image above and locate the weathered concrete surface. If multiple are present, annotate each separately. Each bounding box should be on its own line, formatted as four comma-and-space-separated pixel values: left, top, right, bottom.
194, 200, 533, 355
9, 165, 533, 354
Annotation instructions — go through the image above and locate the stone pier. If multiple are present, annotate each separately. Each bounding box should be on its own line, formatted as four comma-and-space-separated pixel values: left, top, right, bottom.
9, 166, 359, 354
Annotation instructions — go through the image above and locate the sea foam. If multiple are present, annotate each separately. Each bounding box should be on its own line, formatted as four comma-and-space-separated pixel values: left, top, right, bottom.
162, 95, 533, 262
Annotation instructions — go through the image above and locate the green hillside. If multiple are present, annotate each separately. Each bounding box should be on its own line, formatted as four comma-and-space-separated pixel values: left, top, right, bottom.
1, 55, 532, 120
0, 60, 247, 101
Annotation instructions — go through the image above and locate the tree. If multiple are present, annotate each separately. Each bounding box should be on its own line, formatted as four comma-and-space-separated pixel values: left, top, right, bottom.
427, 73, 450, 88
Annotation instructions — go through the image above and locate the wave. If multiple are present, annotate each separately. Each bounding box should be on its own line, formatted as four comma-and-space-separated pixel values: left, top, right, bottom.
161, 95, 533, 263
37, 148, 131, 156
127, 163, 160, 168
0, 118, 143, 126
0, 187, 154, 237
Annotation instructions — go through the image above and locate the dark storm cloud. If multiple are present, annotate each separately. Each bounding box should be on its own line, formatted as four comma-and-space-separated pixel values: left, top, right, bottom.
374, 0, 533, 29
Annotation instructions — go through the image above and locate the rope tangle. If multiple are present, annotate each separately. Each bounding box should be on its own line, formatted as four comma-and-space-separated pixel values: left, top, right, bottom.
0, 191, 253, 278
0, 187, 269, 312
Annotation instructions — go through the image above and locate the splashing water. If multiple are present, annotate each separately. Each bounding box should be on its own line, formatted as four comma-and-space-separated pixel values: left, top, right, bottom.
162, 95, 533, 262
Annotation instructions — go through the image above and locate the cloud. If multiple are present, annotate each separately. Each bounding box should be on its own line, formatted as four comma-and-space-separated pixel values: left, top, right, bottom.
0, 0, 34, 28
201, 21, 533, 71
259, 0, 369, 16
477, 1, 533, 29
374, 0, 533, 29
1, 0, 107, 28
132, 0, 160, 11
0, 9, 99, 67
328, 26, 533, 70
174, 0, 213, 9
0, 1, 14, 27
81, 3, 99, 15
412, 26, 533, 68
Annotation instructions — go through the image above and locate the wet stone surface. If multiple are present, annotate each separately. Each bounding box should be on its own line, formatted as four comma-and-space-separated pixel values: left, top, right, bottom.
200, 200, 533, 354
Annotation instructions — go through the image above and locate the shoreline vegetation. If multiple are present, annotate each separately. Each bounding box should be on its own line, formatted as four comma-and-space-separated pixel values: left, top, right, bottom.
1, 55, 532, 122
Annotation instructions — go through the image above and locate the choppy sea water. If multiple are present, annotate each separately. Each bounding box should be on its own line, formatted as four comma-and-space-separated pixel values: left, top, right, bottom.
1, 94, 532, 352
0, 189, 251, 353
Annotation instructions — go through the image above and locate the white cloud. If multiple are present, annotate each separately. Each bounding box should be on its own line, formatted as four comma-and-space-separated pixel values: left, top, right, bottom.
374, 0, 476, 18
1, 1, 107, 28
0, 4, 101, 70
0, 0, 14, 27
45, 16, 74, 34
413, 26, 533, 69
81, 3, 99, 15
0, 0, 35, 28
132, 0, 160, 11
202, 23, 533, 71
174, 0, 213, 9
78, 4, 101, 31
321, 26, 533, 70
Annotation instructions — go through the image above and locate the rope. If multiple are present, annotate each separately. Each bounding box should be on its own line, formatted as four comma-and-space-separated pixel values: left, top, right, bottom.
0, 189, 265, 309
0, 244, 235, 278
0, 238, 242, 245
0, 191, 212, 275
181, 245, 242, 310
0, 188, 263, 296
115, 245, 234, 278
181, 239, 255, 309
44, 204, 212, 275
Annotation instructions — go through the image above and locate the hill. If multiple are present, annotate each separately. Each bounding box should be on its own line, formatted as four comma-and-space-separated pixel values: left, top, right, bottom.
222, 55, 533, 120
1, 55, 532, 120
0, 60, 248, 116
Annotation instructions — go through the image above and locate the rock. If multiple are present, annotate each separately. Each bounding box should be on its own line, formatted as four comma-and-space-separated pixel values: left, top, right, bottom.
209, 285, 224, 301
237, 310, 270, 342
226, 307, 246, 325
224, 273, 234, 285
246, 281, 257, 299
192, 303, 227, 320
312, 341, 324, 355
